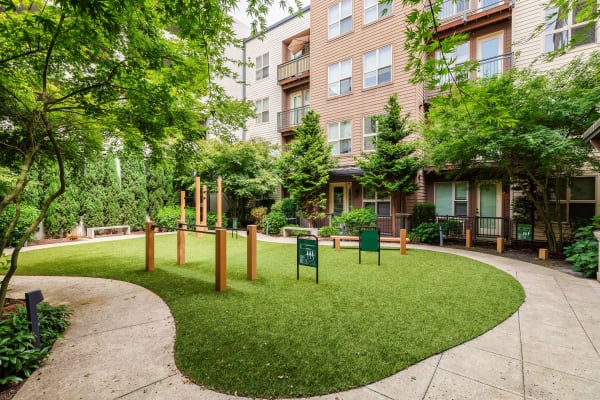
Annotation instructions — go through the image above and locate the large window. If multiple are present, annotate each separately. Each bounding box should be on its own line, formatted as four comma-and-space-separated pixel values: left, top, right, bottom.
329, 0, 353, 39
255, 97, 269, 123
364, 0, 392, 24
328, 59, 352, 97
363, 45, 392, 88
545, 2, 596, 53
438, 0, 469, 20
363, 116, 378, 151
435, 182, 468, 216
255, 53, 269, 80
328, 121, 352, 155
363, 188, 390, 216
551, 177, 596, 223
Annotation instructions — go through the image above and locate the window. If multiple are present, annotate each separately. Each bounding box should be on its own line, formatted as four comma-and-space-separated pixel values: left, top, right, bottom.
480, 0, 500, 11
435, 182, 468, 216
545, 2, 596, 53
255, 97, 269, 123
550, 177, 596, 223
328, 59, 352, 97
364, 45, 392, 88
435, 42, 469, 85
478, 35, 502, 78
255, 53, 269, 80
438, 0, 469, 20
363, 187, 391, 216
363, 116, 378, 151
328, 121, 352, 155
364, 0, 392, 24
329, 0, 352, 39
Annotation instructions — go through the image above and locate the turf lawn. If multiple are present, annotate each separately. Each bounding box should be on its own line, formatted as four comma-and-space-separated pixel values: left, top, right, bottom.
16, 234, 525, 397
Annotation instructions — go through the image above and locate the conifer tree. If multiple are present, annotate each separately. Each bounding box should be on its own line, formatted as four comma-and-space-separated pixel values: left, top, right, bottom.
119, 148, 148, 230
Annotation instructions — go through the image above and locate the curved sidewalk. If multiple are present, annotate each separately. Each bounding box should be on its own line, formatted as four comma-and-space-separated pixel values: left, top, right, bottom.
9, 238, 600, 400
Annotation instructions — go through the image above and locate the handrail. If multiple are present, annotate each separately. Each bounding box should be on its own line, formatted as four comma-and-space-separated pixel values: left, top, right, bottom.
277, 54, 310, 82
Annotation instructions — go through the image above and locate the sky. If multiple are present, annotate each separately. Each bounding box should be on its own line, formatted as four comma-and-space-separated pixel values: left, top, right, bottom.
234, 1, 308, 27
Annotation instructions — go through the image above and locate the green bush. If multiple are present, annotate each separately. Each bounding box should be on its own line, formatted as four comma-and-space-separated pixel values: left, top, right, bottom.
280, 197, 298, 218
207, 211, 219, 229
263, 211, 286, 235
412, 203, 436, 228
318, 225, 340, 238
155, 206, 181, 229
438, 218, 462, 237
0, 303, 71, 386
0, 204, 40, 247
564, 219, 599, 278
408, 222, 441, 244
333, 208, 377, 235
250, 207, 268, 231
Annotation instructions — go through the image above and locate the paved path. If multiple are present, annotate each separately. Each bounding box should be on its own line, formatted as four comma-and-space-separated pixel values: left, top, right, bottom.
8, 235, 600, 400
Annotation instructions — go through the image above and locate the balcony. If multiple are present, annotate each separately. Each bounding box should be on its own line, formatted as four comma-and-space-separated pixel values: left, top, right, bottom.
277, 55, 310, 90
436, 0, 512, 35
277, 106, 310, 133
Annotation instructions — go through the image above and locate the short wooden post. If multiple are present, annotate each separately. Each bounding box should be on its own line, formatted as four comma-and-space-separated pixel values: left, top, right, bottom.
217, 177, 222, 228
466, 229, 472, 248
334, 237, 340, 251
496, 237, 504, 254
400, 228, 407, 255
216, 228, 226, 291
195, 177, 201, 237
202, 185, 208, 232
247, 225, 257, 281
539, 248, 549, 260
177, 221, 186, 265
145, 221, 155, 272
180, 191, 186, 222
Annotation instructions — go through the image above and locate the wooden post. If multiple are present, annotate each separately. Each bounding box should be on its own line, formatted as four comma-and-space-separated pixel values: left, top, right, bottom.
180, 190, 186, 223
217, 177, 222, 228
195, 177, 201, 237
145, 221, 155, 272
400, 228, 407, 255
539, 248, 549, 260
177, 221, 186, 265
466, 229, 472, 248
202, 185, 208, 232
215, 228, 226, 291
247, 225, 257, 280
496, 237, 504, 254
334, 237, 340, 251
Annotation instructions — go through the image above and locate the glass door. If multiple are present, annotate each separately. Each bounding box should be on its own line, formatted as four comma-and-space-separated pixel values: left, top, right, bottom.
478, 182, 500, 235
290, 93, 302, 126
330, 183, 351, 217
478, 35, 501, 77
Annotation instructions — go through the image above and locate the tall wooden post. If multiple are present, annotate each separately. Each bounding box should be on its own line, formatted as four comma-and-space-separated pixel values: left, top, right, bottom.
466, 229, 472, 248
496, 237, 504, 254
180, 190, 186, 223
247, 225, 257, 280
145, 222, 155, 272
202, 185, 208, 232
177, 221, 186, 265
216, 228, 226, 291
217, 177, 222, 228
195, 177, 201, 237
400, 228, 407, 255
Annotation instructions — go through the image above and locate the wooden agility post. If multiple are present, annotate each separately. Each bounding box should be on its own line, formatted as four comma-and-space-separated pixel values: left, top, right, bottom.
400, 228, 407, 255
215, 228, 226, 291
145, 221, 155, 272
466, 229, 472, 248
247, 225, 257, 280
180, 191, 186, 222
177, 220, 186, 265
202, 185, 208, 232
195, 177, 202, 237
497, 237, 504, 254
539, 248, 549, 260
217, 177, 222, 228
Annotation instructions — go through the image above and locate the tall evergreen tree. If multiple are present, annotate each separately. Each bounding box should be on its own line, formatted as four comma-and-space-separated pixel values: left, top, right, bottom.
148, 162, 175, 221
43, 164, 81, 237
80, 157, 106, 228
119, 148, 148, 230
103, 151, 122, 225
277, 110, 337, 227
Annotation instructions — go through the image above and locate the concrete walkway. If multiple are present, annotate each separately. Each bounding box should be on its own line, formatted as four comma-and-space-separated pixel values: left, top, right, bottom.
8, 235, 600, 400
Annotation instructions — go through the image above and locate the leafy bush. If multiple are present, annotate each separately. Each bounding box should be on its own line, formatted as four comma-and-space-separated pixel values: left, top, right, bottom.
318, 225, 340, 238
0, 204, 40, 247
438, 218, 463, 237
280, 197, 298, 218
250, 207, 268, 231
333, 208, 377, 235
564, 220, 599, 279
207, 211, 219, 229
408, 222, 441, 244
155, 206, 181, 229
263, 211, 286, 235
412, 203, 436, 228
0, 303, 71, 386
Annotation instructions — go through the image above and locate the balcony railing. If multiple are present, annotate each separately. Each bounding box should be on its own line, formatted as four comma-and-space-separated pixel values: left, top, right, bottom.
437, 0, 509, 23
277, 105, 310, 132
277, 54, 310, 83
436, 52, 513, 87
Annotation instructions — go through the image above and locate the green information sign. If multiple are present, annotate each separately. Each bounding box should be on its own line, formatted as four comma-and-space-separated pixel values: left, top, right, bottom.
517, 224, 532, 241
297, 235, 319, 283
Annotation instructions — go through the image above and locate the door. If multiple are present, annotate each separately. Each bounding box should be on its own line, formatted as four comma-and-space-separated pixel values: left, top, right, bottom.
478, 34, 502, 77
478, 182, 501, 236
330, 183, 351, 217
290, 92, 302, 126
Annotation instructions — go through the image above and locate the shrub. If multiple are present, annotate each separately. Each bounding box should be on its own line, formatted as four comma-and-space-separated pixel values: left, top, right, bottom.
280, 197, 298, 218
250, 207, 268, 231
412, 203, 436, 228
0, 204, 40, 247
207, 211, 219, 229
318, 225, 340, 238
564, 217, 600, 278
333, 208, 377, 235
408, 222, 440, 244
263, 211, 286, 235
155, 206, 181, 229
438, 218, 462, 237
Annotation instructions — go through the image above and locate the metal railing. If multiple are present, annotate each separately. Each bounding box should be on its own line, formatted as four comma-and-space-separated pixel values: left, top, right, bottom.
277, 54, 310, 82
477, 52, 513, 78
277, 105, 310, 131
437, 0, 509, 23
435, 215, 509, 239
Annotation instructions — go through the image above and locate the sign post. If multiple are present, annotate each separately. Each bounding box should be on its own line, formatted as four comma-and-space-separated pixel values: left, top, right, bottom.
297, 235, 319, 283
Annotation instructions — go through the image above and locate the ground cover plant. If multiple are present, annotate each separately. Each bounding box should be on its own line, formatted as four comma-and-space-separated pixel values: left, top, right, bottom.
16, 235, 524, 397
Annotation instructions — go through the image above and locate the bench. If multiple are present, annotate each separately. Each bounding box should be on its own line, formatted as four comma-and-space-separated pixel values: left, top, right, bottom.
330, 235, 409, 252
87, 225, 131, 239
282, 226, 318, 237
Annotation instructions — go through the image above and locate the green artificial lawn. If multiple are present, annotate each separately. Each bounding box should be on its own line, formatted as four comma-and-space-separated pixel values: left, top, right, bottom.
16, 234, 525, 397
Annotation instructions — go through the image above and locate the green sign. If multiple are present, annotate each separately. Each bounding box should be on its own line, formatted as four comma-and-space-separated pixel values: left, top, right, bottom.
297, 235, 319, 283
517, 224, 532, 241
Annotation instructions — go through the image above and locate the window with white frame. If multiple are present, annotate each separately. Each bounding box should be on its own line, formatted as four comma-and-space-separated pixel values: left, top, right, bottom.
364, 0, 392, 24
364, 45, 392, 88
363, 115, 378, 151
328, 59, 352, 97
329, 0, 352, 39
435, 42, 469, 85
328, 121, 352, 155
363, 187, 391, 216
545, 1, 596, 53
438, 0, 469, 20
550, 177, 596, 223
435, 182, 468, 216
255, 97, 269, 123
255, 53, 269, 80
